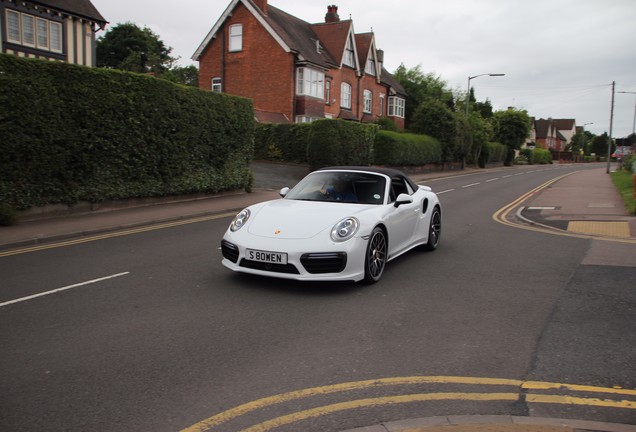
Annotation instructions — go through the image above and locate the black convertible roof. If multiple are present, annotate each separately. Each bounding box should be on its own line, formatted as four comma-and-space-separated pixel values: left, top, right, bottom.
316, 166, 418, 191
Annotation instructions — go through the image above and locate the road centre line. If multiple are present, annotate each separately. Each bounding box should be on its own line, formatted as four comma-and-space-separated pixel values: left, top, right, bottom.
0, 272, 130, 307
181, 375, 636, 432
502, 174, 513, 178
436, 189, 455, 194
486, 178, 499, 182
462, 182, 480, 188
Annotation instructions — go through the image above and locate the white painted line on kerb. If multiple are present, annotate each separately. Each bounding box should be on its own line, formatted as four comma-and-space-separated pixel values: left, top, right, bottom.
486, 178, 500, 182
462, 182, 480, 188
436, 189, 455, 195
0, 272, 130, 307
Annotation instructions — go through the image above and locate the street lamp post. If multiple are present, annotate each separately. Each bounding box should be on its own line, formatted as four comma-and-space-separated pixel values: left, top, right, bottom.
465, 73, 505, 168
465, 73, 505, 118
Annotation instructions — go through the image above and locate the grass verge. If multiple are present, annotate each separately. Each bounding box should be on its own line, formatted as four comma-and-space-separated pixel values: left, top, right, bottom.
610, 170, 636, 215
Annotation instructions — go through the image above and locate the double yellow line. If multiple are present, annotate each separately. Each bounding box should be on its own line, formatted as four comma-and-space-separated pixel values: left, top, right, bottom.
181, 375, 636, 432
0, 212, 236, 258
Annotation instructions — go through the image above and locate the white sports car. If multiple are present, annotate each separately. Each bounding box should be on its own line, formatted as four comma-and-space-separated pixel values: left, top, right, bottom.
221, 167, 441, 283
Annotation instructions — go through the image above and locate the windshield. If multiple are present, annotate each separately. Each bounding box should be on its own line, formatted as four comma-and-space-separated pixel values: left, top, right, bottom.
285, 171, 386, 204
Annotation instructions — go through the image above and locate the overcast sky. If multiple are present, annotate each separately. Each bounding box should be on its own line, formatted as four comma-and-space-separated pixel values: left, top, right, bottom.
91, 0, 636, 138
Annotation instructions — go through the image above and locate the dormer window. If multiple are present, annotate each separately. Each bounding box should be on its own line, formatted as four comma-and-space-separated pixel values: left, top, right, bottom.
343, 35, 354, 67
229, 24, 242, 52
365, 56, 376, 76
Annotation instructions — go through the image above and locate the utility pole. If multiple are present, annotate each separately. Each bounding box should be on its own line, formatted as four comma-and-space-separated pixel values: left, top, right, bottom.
607, 81, 615, 174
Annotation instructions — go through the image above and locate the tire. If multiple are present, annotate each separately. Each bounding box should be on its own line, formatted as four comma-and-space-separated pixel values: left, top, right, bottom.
423, 207, 441, 251
364, 227, 387, 283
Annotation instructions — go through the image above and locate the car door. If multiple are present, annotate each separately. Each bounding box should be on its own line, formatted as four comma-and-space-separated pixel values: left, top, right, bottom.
385, 176, 420, 256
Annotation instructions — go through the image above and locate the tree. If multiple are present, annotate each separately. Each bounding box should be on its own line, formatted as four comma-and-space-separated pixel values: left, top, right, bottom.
410, 97, 460, 163
96, 22, 176, 75
394, 64, 454, 129
590, 132, 613, 158
160, 65, 199, 87
492, 109, 532, 166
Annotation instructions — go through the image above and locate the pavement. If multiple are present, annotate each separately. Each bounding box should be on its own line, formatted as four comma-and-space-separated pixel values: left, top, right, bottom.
1, 162, 635, 432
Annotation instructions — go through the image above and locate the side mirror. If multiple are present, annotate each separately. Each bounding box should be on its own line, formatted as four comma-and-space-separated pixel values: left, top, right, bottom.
279, 187, 290, 198
394, 193, 413, 207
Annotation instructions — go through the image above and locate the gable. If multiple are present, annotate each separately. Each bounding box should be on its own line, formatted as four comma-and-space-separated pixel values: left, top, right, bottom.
31, 0, 106, 25
311, 20, 358, 70
192, 0, 291, 61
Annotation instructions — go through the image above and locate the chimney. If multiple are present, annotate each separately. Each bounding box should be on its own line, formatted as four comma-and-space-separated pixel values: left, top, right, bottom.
325, 5, 340, 23
253, 0, 268, 15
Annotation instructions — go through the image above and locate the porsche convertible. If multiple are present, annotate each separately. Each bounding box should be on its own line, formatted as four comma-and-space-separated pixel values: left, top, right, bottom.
221, 167, 441, 283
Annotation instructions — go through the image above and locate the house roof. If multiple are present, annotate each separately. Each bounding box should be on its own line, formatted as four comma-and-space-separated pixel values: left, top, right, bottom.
534, 119, 553, 138
553, 119, 576, 131
355, 33, 373, 69
31, 0, 107, 25
311, 20, 355, 69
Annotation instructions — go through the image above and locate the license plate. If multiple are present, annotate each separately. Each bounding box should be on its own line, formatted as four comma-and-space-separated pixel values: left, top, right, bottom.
246, 249, 288, 265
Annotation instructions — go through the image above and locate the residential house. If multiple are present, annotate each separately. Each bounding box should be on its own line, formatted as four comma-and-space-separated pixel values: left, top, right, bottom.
534, 118, 575, 152
192, 1, 407, 128
1, 0, 107, 66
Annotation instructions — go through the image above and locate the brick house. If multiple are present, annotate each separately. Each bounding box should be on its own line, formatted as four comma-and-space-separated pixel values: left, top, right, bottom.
192, 0, 406, 128
535, 118, 570, 151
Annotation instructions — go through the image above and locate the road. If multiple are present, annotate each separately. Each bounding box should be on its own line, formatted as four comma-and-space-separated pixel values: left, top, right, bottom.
1, 164, 634, 431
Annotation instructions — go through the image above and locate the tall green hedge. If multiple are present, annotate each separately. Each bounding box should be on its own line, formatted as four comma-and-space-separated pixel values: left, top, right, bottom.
374, 130, 441, 166
254, 123, 311, 163
0, 54, 254, 209
306, 119, 377, 170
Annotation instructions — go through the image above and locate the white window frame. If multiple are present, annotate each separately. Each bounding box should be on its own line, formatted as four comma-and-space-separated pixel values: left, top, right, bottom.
388, 97, 405, 118
50, 22, 63, 53
229, 24, 242, 52
363, 90, 372, 114
36, 18, 49, 50
341, 83, 352, 109
325, 80, 331, 105
6, 10, 21, 43
211, 77, 222, 92
21, 14, 35, 47
296, 67, 324, 100
343, 35, 354, 67
365, 57, 376, 76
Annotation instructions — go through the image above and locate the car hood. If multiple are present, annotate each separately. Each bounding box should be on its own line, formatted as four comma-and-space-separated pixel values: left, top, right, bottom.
247, 199, 367, 239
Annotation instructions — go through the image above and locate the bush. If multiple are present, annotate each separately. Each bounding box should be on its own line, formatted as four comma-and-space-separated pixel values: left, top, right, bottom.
0, 54, 254, 210
480, 142, 507, 166
306, 119, 377, 170
374, 131, 441, 166
0, 203, 17, 226
254, 123, 311, 163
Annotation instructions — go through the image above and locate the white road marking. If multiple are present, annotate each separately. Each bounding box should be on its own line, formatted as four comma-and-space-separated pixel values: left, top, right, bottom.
462, 182, 480, 188
486, 178, 499, 182
0, 272, 130, 307
502, 175, 512, 178
436, 189, 455, 194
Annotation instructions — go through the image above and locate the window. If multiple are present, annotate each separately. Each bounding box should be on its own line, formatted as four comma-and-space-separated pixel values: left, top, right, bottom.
6, 10, 63, 54
325, 80, 331, 105
36, 18, 49, 50
340, 83, 352, 109
212, 77, 222, 92
22, 14, 35, 46
50, 22, 62, 53
343, 35, 354, 67
388, 97, 405, 118
229, 24, 242, 52
7, 10, 21, 43
379, 94, 385, 116
296, 67, 324, 99
365, 56, 376, 76
363, 90, 372, 114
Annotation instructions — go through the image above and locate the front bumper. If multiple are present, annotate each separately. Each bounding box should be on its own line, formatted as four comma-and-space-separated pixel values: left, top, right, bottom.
220, 234, 367, 282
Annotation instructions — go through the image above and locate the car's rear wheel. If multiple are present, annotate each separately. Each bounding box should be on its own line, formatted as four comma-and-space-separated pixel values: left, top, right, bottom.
423, 207, 441, 251
364, 227, 387, 283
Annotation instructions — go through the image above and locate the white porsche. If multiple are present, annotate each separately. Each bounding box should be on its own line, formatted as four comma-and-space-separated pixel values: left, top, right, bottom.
221, 167, 441, 283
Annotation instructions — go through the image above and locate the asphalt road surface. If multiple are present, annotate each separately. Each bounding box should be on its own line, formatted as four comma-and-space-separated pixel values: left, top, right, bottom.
1, 164, 634, 431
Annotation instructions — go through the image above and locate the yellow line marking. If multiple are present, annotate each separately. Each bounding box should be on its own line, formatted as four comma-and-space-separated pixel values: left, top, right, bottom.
0, 212, 236, 257
526, 394, 636, 409
492, 173, 636, 244
239, 393, 519, 432
180, 376, 636, 432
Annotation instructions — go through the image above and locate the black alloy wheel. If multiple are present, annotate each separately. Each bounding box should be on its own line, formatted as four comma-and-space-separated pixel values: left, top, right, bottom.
423, 207, 441, 251
364, 227, 387, 283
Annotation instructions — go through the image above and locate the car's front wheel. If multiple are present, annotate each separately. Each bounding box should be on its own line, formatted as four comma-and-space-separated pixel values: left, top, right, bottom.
364, 227, 387, 283
423, 206, 441, 251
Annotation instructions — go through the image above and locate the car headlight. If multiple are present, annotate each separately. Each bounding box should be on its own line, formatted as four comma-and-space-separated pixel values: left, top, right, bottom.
230, 209, 251, 232
330, 217, 359, 242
